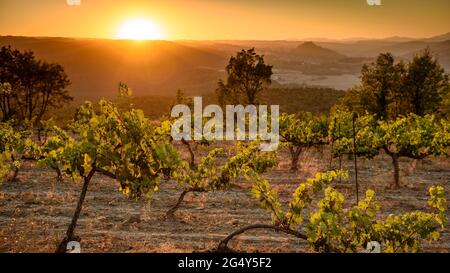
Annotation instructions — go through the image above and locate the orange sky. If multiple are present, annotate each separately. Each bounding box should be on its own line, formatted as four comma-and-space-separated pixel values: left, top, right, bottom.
0, 0, 449, 40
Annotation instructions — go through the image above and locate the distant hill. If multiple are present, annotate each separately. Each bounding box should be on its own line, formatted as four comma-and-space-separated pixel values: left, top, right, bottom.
425, 32, 450, 42
375, 36, 418, 43
0, 36, 228, 100
1, 34, 449, 102
379, 41, 430, 56
399, 40, 450, 70
291, 42, 346, 63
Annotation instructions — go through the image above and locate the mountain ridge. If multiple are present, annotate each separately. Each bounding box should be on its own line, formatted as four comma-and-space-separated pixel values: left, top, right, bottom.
291, 41, 346, 62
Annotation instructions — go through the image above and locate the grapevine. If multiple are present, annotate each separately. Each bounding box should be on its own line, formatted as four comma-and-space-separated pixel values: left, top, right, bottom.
218, 170, 447, 253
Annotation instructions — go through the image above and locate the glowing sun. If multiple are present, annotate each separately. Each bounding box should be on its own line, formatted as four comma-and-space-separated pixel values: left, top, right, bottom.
116, 19, 163, 40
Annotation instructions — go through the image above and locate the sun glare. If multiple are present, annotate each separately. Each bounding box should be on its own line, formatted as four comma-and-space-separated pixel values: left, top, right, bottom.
117, 19, 163, 40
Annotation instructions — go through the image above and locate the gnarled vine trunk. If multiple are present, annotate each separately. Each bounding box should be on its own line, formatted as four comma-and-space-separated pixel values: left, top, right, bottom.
391, 153, 400, 188
289, 146, 302, 171
383, 147, 401, 188
217, 224, 307, 252
51, 164, 63, 182
181, 139, 196, 169
217, 223, 340, 253
9, 155, 19, 182
166, 189, 191, 217
56, 169, 95, 253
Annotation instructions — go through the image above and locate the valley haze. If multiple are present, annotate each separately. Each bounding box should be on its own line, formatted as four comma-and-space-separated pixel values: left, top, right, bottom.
1, 33, 449, 101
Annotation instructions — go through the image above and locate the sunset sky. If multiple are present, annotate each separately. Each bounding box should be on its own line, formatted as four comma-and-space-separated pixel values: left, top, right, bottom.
0, 0, 449, 40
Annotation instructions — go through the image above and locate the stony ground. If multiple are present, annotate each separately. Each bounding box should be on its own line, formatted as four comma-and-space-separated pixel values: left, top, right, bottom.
0, 145, 449, 253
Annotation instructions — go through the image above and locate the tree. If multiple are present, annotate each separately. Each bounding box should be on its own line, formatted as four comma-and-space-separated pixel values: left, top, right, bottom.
279, 112, 328, 171
347, 53, 404, 120
40, 95, 180, 252
440, 91, 450, 118
0, 46, 72, 124
330, 110, 450, 188
342, 50, 450, 120
378, 114, 450, 187
167, 141, 277, 217
218, 170, 447, 253
216, 48, 272, 105
343, 53, 404, 119
166, 89, 210, 169
401, 49, 450, 116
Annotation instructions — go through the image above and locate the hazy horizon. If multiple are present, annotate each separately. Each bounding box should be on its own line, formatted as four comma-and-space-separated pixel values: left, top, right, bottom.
1, 1, 449, 99
1, 32, 449, 42
1, 0, 450, 41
